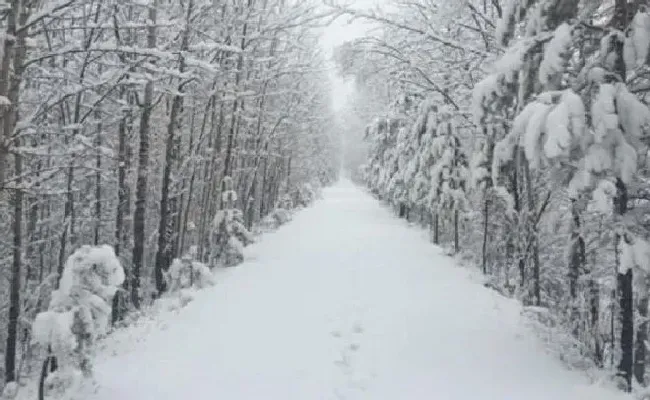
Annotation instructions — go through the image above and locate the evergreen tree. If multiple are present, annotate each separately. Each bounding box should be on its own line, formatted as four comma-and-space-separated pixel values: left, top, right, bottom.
210, 177, 254, 268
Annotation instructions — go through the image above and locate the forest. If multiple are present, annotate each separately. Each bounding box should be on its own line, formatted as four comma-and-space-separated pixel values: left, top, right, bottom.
3, 0, 650, 398
333, 0, 650, 394
0, 0, 339, 396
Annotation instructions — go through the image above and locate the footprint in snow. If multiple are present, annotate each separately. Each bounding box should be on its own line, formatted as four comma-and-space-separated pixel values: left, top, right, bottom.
334, 352, 350, 368
352, 323, 363, 334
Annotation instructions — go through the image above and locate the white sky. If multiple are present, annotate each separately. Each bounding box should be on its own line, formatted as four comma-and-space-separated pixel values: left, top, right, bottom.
319, 0, 381, 113
317, 1, 384, 172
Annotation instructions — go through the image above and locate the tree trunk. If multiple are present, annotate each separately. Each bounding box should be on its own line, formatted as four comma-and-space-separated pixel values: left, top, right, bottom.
6, 125, 22, 386
155, 96, 181, 294
590, 276, 602, 366
58, 2, 102, 285
454, 208, 459, 254
260, 155, 269, 217
155, 0, 192, 295
111, 6, 135, 321
113, 86, 131, 325
513, 156, 526, 294
508, 151, 522, 290
38, 354, 54, 400
132, 0, 157, 308
433, 212, 439, 245
57, 162, 75, 283
113, 0, 134, 256
0, 0, 16, 189
196, 95, 219, 261
482, 197, 489, 274
524, 160, 540, 306
615, 178, 633, 391
635, 286, 648, 385
26, 189, 39, 282
568, 197, 586, 333
94, 106, 102, 245
619, 267, 634, 391
178, 103, 200, 256
568, 198, 585, 299
532, 234, 540, 306
199, 98, 224, 262
222, 4, 249, 181
4, 0, 28, 383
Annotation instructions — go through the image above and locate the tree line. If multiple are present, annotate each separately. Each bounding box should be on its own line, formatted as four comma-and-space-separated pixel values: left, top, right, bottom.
333, 0, 650, 393
0, 0, 339, 392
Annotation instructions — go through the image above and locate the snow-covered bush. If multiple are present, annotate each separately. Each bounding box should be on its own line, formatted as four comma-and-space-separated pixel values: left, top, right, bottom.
166, 248, 215, 292
210, 177, 254, 267
278, 193, 293, 210
31, 245, 124, 394
261, 208, 292, 231
2, 382, 17, 399
293, 183, 318, 208
256, 195, 293, 231
156, 247, 216, 312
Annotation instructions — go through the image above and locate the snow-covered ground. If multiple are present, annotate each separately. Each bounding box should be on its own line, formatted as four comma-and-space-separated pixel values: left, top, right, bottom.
69, 179, 627, 400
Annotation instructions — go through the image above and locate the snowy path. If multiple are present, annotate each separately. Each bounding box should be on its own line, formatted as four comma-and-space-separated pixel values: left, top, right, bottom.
86, 180, 624, 400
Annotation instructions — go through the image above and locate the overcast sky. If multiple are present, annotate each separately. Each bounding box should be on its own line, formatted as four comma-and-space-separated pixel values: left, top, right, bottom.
319, 0, 381, 113
318, 0, 383, 172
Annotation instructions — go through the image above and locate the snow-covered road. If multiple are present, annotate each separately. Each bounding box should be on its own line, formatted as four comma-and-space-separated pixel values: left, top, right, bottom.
85, 180, 626, 400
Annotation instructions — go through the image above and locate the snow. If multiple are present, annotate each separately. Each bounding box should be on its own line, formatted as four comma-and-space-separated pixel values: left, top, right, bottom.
573, 81, 646, 198
591, 84, 619, 144
32, 310, 77, 355
472, 74, 500, 124
494, 184, 516, 213
34, 245, 125, 350
166, 256, 215, 292
521, 102, 552, 169
601, 32, 627, 74
539, 23, 573, 88
56, 245, 124, 306
495, 0, 519, 47
472, 38, 539, 124
261, 208, 292, 230
543, 90, 586, 160
623, 9, 650, 71
30, 245, 125, 395
620, 234, 650, 274
210, 176, 254, 267
491, 130, 518, 183
585, 144, 613, 175
469, 138, 490, 189
56, 180, 627, 400
615, 84, 650, 139
615, 140, 638, 184
568, 166, 592, 198
494, 37, 537, 75
210, 207, 253, 267
592, 179, 616, 214
2, 381, 17, 398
